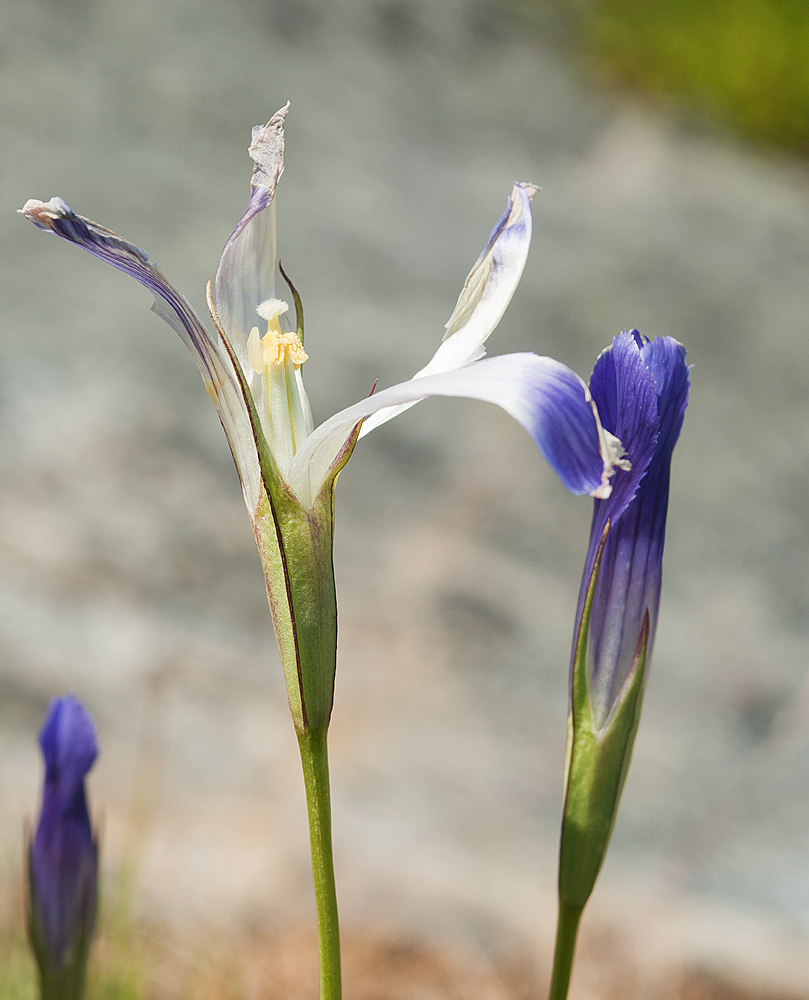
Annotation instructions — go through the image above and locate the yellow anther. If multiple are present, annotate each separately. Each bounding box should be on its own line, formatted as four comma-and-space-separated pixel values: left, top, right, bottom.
247, 324, 308, 374
279, 332, 308, 367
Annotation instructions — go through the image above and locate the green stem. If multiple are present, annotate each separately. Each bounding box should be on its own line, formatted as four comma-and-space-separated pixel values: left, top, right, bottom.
547, 903, 583, 1000
297, 728, 342, 1000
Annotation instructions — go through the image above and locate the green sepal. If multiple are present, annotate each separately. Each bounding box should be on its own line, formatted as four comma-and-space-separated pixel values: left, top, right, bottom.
252, 421, 360, 734
209, 287, 360, 734
279, 260, 305, 346
27, 837, 98, 1000
558, 521, 650, 910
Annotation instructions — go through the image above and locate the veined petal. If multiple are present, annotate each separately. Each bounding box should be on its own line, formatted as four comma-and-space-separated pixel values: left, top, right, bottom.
19, 197, 263, 511
359, 182, 538, 436
640, 335, 690, 463
588, 330, 660, 525
578, 332, 690, 729
214, 103, 287, 376
289, 353, 624, 509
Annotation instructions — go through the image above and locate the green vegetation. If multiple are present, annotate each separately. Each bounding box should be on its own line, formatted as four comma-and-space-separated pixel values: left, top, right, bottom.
0, 929, 35, 1000
510, 0, 809, 153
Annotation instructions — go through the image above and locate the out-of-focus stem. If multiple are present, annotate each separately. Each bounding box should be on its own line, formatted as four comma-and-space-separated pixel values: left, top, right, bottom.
547, 903, 583, 1000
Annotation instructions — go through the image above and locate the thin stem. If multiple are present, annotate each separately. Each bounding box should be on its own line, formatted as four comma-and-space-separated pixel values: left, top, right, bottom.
547, 903, 583, 1000
297, 728, 342, 1000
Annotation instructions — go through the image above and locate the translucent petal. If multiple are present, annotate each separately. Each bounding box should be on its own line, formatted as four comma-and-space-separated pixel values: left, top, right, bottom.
213, 104, 288, 377
359, 182, 538, 435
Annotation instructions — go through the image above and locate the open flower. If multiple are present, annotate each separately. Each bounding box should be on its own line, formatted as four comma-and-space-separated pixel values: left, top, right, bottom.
549, 330, 690, 1000
28, 695, 98, 1000
21, 104, 625, 734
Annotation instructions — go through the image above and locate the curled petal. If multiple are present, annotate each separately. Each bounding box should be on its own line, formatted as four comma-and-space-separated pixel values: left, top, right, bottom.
214, 103, 288, 372
579, 331, 690, 728
290, 353, 622, 509
19, 197, 263, 511
359, 182, 538, 435
588, 330, 660, 525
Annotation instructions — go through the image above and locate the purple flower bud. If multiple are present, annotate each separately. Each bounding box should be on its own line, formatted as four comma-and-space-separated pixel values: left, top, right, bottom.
577, 330, 690, 728
28, 695, 98, 999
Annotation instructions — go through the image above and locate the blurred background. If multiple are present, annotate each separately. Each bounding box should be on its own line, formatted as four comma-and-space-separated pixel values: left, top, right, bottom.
2, 0, 809, 996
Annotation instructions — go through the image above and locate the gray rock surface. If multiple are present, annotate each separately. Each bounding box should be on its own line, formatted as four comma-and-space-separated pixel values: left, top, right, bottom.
2, 0, 809, 988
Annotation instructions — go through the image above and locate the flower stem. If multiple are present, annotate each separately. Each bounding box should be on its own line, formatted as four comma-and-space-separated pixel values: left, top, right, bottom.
297, 728, 342, 1000
547, 903, 583, 1000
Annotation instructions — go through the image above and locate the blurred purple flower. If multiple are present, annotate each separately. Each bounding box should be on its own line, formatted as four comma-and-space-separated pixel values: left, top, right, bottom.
28, 695, 98, 1000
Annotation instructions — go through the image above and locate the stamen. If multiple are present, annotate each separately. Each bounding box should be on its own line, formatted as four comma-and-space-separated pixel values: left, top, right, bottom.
262, 330, 308, 368
247, 326, 264, 373
263, 330, 286, 367
282, 334, 308, 367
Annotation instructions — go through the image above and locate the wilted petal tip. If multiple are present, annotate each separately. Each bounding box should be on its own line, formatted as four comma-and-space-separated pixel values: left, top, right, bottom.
249, 102, 289, 196
19, 196, 71, 228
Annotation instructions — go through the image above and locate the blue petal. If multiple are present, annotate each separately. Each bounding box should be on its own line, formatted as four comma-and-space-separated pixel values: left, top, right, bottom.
38, 695, 97, 805
588, 330, 660, 525
577, 333, 690, 728
640, 335, 691, 461
31, 696, 98, 967
291, 353, 617, 507
20, 197, 264, 511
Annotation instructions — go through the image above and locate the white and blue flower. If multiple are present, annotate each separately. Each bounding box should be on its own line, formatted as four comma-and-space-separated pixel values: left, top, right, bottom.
20, 105, 626, 731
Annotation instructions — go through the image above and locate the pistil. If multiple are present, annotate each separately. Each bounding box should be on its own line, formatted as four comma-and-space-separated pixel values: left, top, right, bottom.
247, 298, 313, 474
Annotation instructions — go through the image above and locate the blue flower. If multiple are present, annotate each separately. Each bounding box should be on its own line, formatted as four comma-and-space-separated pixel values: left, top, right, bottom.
577, 329, 690, 729
549, 330, 690, 1000
28, 695, 98, 1000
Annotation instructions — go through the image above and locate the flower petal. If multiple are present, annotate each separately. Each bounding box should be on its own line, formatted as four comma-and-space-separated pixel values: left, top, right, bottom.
32, 695, 98, 972
289, 353, 621, 509
214, 103, 288, 374
588, 330, 660, 525
578, 332, 690, 729
19, 197, 263, 511
359, 182, 538, 435
640, 335, 690, 462
38, 695, 97, 804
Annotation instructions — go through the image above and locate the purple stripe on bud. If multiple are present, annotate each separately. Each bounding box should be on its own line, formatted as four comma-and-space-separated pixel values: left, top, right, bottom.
576, 330, 690, 728
29, 695, 98, 989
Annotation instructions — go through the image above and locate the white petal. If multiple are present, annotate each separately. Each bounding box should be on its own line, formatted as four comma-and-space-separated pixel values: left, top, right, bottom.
359, 182, 538, 436
213, 104, 288, 374
288, 353, 617, 509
